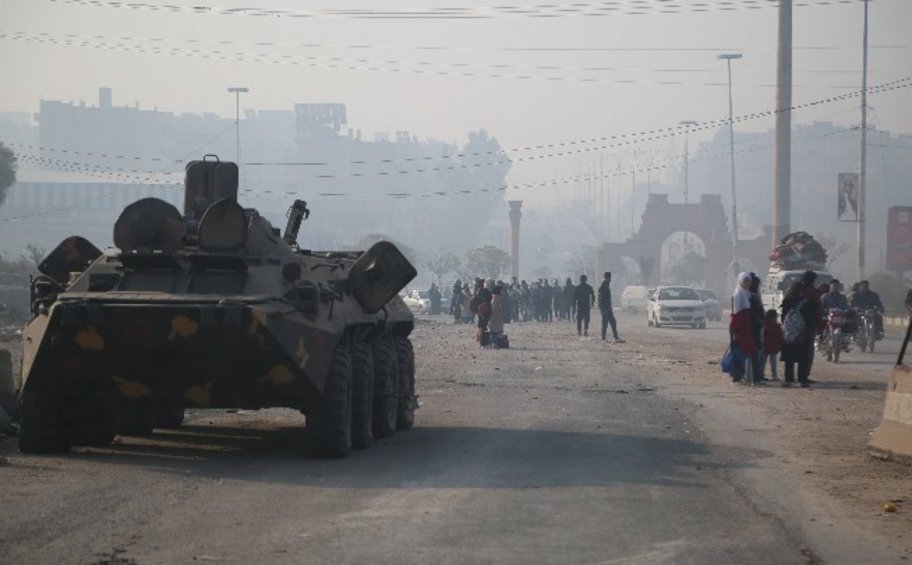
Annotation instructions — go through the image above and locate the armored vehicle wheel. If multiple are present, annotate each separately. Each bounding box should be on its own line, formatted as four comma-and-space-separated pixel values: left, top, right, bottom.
395, 338, 416, 431
371, 339, 399, 439
116, 406, 156, 436
306, 344, 353, 458
71, 401, 117, 447
18, 393, 72, 454
350, 342, 374, 450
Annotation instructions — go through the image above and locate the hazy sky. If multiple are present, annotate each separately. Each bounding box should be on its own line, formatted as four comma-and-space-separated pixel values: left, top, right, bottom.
2, 0, 910, 196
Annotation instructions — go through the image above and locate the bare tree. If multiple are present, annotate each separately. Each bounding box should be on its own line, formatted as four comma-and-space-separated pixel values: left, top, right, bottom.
0, 142, 17, 207
424, 251, 461, 284
25, 244, 46, 268
464, 245, 510, 279
815, 233, 850, 269
564, 246, 597, 280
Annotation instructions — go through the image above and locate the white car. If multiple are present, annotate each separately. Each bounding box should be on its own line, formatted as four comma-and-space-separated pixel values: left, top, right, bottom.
647, 286, 706, 329
403, 290, 431, 313
694, 289, 722, 321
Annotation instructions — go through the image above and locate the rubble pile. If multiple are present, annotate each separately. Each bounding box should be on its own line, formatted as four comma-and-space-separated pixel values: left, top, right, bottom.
768, 231, 828, 271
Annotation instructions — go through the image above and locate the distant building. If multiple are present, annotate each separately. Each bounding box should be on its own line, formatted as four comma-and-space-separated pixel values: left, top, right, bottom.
2, 88, 512, 257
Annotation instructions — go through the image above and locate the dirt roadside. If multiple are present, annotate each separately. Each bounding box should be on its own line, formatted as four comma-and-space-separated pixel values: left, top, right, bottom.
599, 312, 912, 563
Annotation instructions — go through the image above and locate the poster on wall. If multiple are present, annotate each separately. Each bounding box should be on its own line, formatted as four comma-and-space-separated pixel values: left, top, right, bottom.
837, 173, 859, 220
887, 206, 912, 271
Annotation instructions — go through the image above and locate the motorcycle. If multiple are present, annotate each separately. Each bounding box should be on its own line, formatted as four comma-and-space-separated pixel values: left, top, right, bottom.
854, 308, 882, 353
816, 307, 853, 363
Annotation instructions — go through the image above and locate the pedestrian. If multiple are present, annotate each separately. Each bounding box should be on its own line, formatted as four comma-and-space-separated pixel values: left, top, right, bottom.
490, 284, 505, 344
451, 279, 463, 322
906, 287, 912, 318
598, 272, 623, 343
542, 279, 554, 322
729, 272, 757, 383
573, 274, 595, 336
780, 271, 820, 387
473, 279, 494, 344
428, 283, 442, 315
747, 273, 765, 384
562, 277, 575, 323
760, 309, 782, 381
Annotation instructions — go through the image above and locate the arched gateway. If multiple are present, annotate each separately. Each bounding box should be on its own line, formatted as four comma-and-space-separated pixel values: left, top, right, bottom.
597, 193, 772, 296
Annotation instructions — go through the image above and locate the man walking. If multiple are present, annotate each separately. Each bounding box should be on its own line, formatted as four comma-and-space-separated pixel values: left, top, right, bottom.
573, 274, 595, 336
598, 272, 624, 343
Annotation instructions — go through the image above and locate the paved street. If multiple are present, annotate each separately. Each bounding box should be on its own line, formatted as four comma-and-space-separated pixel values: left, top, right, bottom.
1, 312, 909, 564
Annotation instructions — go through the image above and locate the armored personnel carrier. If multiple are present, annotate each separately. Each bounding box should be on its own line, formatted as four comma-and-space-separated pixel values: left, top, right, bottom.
18, 155, 417, 458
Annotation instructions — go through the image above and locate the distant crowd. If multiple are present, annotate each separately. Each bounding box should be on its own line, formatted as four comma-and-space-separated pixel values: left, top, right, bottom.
426, 273, 624, 347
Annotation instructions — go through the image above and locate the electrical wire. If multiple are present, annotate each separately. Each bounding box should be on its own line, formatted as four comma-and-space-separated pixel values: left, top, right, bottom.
40, 0, 871, 20
6, 30, 883, 90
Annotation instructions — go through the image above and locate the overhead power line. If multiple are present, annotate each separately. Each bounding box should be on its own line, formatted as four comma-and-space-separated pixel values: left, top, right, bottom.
6, 30, 886, 90
42, 0, 870, 20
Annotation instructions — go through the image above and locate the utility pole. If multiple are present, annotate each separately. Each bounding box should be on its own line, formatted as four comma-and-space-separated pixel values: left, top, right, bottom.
858, 0, 869, 280
600, 154, 605, 241
227, 86, 249, 164
679, 120, 698, 205
774, 0, 792, 246
719, 53, 742, 270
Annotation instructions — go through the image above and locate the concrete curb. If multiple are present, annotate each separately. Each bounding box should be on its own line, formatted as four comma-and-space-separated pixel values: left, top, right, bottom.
869, 364, 912, 464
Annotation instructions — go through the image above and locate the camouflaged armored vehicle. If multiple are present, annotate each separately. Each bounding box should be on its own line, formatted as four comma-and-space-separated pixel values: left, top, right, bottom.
18, 155, 417, 458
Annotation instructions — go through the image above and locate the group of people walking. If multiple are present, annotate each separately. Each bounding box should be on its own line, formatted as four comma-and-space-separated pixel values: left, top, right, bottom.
442, 272, 624, 346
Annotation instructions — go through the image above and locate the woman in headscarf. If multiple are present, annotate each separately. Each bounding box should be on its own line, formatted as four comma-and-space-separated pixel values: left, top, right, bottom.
729, 272, 758, 383
747, 273, 766, 383
780, 271, 820, 387
473, 278, 494, 344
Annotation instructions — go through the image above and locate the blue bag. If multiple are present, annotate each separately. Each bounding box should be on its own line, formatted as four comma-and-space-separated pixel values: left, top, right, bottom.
720, 344, 745, 374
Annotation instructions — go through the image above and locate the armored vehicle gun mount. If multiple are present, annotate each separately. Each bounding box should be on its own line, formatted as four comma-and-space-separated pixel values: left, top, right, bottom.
18, 155, 417, 458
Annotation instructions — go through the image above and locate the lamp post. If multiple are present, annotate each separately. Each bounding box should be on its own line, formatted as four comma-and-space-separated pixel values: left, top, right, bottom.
857, 0, 869, 280
718, 53, 742, 270
227, 87, 249, 164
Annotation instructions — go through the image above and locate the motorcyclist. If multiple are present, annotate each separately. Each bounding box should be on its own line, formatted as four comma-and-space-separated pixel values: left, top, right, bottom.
821, 279, 849, 311
822, 279, 855, 339
850, 280, 885, 338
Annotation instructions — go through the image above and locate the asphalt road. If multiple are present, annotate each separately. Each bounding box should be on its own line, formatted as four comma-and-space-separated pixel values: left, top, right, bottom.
3, 312, 903, 564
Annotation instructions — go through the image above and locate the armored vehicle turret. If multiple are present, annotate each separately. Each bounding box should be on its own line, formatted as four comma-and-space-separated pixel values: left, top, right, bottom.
18, 155, 417, 458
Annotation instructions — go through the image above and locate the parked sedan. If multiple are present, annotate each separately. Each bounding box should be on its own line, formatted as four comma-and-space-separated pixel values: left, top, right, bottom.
403, 290, 431, 313
694, 289, 723, 321
647, 286, 706, 329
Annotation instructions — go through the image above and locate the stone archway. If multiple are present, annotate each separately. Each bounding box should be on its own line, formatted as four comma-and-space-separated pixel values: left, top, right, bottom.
598, 193, 762, 296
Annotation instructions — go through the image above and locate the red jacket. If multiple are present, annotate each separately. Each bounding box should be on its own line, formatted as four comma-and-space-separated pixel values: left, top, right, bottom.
729, 309, 757, 356
763, 322, 783, 354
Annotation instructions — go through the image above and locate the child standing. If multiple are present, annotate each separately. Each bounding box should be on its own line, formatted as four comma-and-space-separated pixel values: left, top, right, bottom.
760, 309, 783, 381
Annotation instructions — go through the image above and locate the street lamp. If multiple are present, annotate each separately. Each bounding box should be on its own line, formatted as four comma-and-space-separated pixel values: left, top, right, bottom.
679, 120, 698, 205
227, 87, 249, 164
718, 53, 742, 270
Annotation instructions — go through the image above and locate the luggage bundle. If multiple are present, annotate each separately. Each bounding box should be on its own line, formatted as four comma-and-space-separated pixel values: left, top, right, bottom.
480, 332, 510, 349
768, 231, 828, 271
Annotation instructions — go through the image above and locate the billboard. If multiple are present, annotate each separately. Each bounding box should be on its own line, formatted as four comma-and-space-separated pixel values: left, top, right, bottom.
887, 206, 912, 271
837, 173, 859, 220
